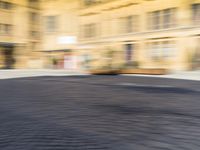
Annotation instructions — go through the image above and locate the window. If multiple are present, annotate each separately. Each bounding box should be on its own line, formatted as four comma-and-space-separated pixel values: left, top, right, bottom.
30, 42, 38, 51
163, 8, 176, 28
0, 24, 12, 35
83, 23, 96, 38
125, 44, 135, 63
163, 9, 171, 28
29, 0, 38, 2
148, 41, 175, 60
192, 4, 200, 25
28, 0, 39, 7
30, 31, 39, 38
44, 16, 58, 32
126, 16, 133, 33
0, 1, 12, 10
30, 12, 39, 24
152, 11, 161, 30
120, 15, 139, 34
148, 8, 176, 30
83, 0, 101, 6
194, 38, 200, 67
162, 41, 175, 58
149, 42, 161, 60
148, 11, 161, 30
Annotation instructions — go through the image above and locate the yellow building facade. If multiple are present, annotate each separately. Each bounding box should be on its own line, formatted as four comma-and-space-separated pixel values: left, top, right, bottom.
41, 0, 80, 69
79, 0, 200, 71
2, 0, 199, 71
0, 0, 42, 69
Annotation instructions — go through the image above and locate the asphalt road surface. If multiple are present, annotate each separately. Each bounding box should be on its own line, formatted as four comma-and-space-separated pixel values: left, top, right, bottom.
0, 75, 200, 150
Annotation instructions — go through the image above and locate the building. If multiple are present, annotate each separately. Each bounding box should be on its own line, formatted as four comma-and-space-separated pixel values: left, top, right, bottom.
1, 0, 199, 71
79, 0, 200, 71
40, 0, 80, 69
0, 0, 42, 69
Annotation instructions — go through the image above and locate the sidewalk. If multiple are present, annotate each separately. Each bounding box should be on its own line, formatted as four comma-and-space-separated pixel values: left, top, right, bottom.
124, 70, 200, 81
0, 69, 87, 79
122, 70, 200, 81
0, 69, 199, 81
162, 70, 200, 81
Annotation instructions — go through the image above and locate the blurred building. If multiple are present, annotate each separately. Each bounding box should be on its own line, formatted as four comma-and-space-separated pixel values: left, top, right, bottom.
1, 0, 200, 71
79, 0, 200, 71
0, 0, 42, 69
40, 0, 80, 69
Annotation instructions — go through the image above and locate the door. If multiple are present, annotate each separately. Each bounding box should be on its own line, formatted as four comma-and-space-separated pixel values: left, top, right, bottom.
3, 46, 15, 69
125, 43, 134, 64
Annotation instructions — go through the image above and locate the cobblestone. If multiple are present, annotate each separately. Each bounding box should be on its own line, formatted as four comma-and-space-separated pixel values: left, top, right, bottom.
0, 75, 200, 149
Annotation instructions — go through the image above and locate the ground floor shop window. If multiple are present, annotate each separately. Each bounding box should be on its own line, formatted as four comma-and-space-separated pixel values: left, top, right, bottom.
148, 41, 175, 61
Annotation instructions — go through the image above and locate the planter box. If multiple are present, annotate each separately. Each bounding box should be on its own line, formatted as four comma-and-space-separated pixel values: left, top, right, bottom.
119, 68, 168, 75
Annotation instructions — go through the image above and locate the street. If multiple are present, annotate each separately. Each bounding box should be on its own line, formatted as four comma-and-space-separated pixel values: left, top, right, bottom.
0, 75, 200, 150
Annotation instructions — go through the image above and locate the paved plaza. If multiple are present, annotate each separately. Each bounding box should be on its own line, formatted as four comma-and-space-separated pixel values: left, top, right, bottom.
0, 75, 200, 149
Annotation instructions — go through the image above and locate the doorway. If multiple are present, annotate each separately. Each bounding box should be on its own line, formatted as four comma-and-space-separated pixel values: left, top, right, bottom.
125, 43, 134, 64
2, 46, 15, 69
